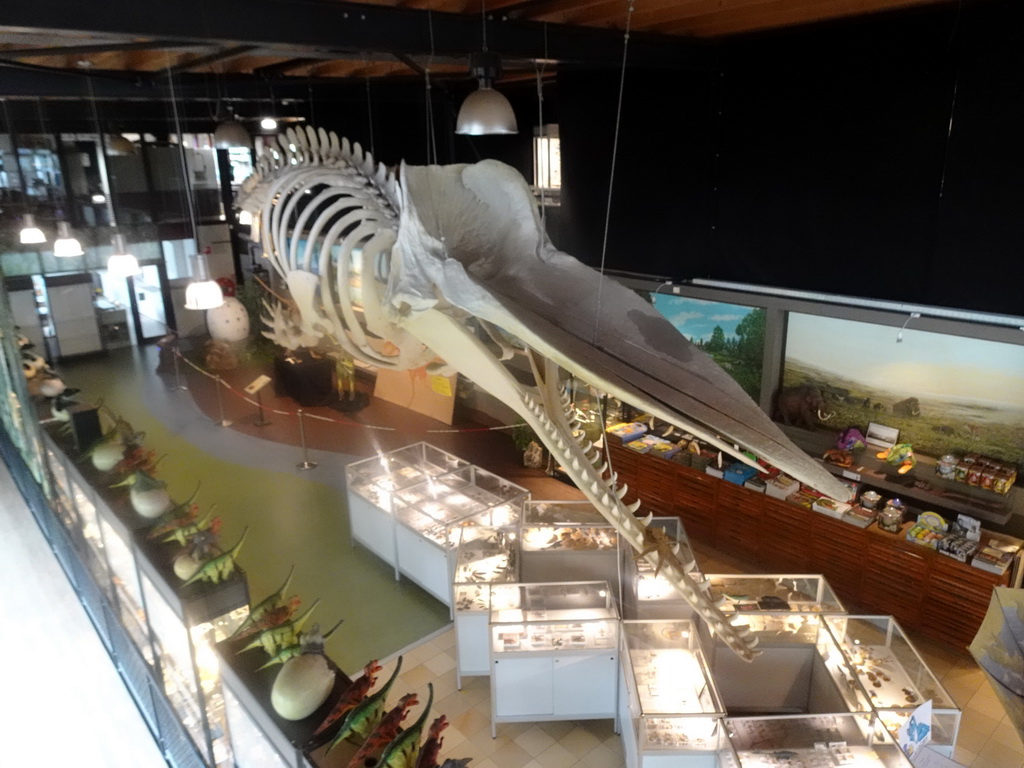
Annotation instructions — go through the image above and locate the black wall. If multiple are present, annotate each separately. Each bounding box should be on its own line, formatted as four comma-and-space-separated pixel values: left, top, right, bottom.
556, 0, 1024, 316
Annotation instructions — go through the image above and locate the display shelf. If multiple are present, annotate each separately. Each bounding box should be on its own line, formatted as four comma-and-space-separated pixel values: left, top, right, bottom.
346, 442, 470, 569
619, 620, 726, 768
215, 636, 353, 768
520, 499, 621, 586
706, 575, 845, 615
624, 517, 700, 620
779, 424, 1019, 527
453, 528, 519, 685
724, 714, 913, 768
490, 581, 620, 735
823, 615, 961, 756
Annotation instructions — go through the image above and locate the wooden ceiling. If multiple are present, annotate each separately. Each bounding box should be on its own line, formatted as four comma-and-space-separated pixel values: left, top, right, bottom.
0, 0, 960, 84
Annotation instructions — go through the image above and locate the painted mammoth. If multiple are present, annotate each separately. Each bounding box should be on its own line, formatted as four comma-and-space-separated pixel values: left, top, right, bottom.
775, 385, 835, 429
892, 396, 921, 418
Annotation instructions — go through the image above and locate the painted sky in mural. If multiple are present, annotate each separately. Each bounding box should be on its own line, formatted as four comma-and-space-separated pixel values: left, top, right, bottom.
652, 294, 758, 342
786, 314, 1024, 409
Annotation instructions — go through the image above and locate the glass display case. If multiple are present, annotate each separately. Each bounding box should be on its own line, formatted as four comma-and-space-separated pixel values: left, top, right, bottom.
392, 465, 527, 607
619, 620, 728, 767
706, 575, 845, 615
724, 714, 914, 767
490, 581, 620, 734
345, 443, 470, 570
520, 500, 621, 587
823, 615, 961, 756
625, 517, 700, 620
453, 527, 519, 684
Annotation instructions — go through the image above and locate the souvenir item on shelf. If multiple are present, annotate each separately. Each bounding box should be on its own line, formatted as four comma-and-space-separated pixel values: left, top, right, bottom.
822, 448, 854, 468
234, 595, 302, 643
971, 540, 1020, 575
160, 508, 220, 548
842, 504, 877, 528
766, 473, 800, 500
349, 691, 421, 766
937, 534, 978, 563
812, 497, 852, 519
859, 490, 881, 510
84, 417, 140, 471
229, 565, 297, 640
936, 453, 958, 480
876, 443, 916, 475
258, 617, 344, 670
271, 624, 337, 720
877, 501, 905, 533
837, 427, 866, 451
113, 469, 173, 519
906, 511, 947, 549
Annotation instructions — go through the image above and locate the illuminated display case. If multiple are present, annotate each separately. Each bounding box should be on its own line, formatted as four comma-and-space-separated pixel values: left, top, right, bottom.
453, 527, 519, 684
723, 714, 914, 768
823, 615, 961, 756
619, 620, 728, 768
623, 517, 700, 620
345, 442, 470, 568
706, 575, 846, 615
489, 581, 619, 735
520, 500, 621, 586
390, 464, 526, 607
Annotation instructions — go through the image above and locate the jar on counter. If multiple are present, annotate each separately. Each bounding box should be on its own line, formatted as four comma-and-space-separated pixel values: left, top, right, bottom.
936, 454, 958, 480
878, 501, 905, 533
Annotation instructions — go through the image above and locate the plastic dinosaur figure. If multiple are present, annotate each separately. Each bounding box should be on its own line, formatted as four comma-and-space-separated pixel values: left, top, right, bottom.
877, 442, 917, 475
413, 713, 448, 768
346, 692, 419, 768
239, 127, 855, 659
182, 527, 248, 587
256, 617, 344, 670
326, 657, 403, 752
310, 658, 383, 743
229, 566, 296, 640
234, 596, 302, 643
240, 598, 321, 656
161, 508, 220, 547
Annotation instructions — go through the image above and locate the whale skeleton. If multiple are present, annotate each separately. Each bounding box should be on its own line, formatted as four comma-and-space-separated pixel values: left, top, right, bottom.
238, 126, 852, 660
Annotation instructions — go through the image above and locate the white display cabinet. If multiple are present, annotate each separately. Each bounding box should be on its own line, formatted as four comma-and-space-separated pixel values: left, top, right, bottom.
706, 575, 846, 616
392, 465, 527, 607
520, 500, 621, 588
453, 527, 519, 685
619, 620, 728, 768
345, 443, 469, 570
823, 615, 961, 757
623, 517, 701, 620
723, 714, 914, 768
489, 581, 620, 736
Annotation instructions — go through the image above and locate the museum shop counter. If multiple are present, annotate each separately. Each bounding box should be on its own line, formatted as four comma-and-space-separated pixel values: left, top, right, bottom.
606, 441, 1020, 649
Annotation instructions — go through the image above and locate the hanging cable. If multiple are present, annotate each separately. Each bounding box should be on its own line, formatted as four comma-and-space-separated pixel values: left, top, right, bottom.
86, 76, 119, 229
592, 0, 635, 344
424, 10, 438, 165
166, 55, 201, 247
365, 72, 376, 159
535, 22, 549, 238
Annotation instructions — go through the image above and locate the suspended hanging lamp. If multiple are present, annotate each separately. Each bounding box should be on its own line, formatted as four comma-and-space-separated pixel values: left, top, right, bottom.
53, 221, 84, 257
19, 213, 46, 244
214, 117, 253, 149
456, 52, 517, 136
107, 233, 141, 277
184, 248, 224, 310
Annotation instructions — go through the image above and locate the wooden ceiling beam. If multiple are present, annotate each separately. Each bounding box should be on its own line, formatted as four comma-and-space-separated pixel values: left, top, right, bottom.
0, 39, 203, 58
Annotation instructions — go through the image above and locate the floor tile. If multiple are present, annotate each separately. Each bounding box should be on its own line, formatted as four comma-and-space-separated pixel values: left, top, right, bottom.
534, 741, 577, 768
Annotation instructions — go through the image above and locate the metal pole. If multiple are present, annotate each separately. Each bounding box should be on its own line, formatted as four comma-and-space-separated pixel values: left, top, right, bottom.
296, 409, 317, 470
172, 350, 188, 391
214, 376, 232, 427
253, 389, 270, 426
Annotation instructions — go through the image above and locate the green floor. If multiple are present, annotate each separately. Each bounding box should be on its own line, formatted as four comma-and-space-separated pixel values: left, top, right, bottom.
62, 347, 451, 671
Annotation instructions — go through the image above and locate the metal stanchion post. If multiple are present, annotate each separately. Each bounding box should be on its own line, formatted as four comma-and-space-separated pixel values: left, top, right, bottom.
253, 390, 271, 427
172, 351, 188, 391
214, 376, 232, 427
296, 409, 317, 470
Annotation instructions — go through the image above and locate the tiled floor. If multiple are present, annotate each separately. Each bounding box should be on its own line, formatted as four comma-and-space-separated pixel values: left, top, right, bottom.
13, 344, 1024, 768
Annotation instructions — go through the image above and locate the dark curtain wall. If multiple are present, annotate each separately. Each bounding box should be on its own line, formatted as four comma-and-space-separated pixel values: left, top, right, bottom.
556, 0, 1024, 316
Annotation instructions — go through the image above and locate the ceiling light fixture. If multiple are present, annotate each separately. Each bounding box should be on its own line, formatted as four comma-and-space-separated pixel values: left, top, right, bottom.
456, 1, 517, 136
214, 115, 253, 149
260, 116, 278, 132
53, 221, 84, 257
19, 213, 46, 244
107, 233, 140, 277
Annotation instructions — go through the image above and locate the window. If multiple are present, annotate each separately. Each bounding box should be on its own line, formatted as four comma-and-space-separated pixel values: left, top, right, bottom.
533, 124, 561, 194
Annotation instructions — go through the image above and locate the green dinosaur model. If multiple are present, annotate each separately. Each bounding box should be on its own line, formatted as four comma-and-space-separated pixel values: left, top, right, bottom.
182, 527, 248, 587
327, 656, 404, 752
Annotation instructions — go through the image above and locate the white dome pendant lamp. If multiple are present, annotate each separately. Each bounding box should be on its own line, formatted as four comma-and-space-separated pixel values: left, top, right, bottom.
107, 233, 141, 277
455, 1, 517, 136
53, 221, 85, 257
184, 248, 224, 310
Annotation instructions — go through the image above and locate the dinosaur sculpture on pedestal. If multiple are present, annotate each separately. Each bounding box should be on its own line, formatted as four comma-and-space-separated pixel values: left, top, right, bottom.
238, 126, 852, 660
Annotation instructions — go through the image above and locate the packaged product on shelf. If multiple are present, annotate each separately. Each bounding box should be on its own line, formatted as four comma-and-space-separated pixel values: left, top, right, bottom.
765, 474, 799, 500
971, 540, 1020, 575
744, 476, 767, 493
937, 534, 978, 563
647, 438, 681, 460
812, 497, 851, 519
905, 511, 947, 550
724, 462, 759, 486
607, 422, 648, 444
842, 504, 877, 528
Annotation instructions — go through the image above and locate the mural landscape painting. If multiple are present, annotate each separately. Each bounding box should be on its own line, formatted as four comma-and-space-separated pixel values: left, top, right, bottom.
783, 314, 1024, 466
652, 294, 765, 401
